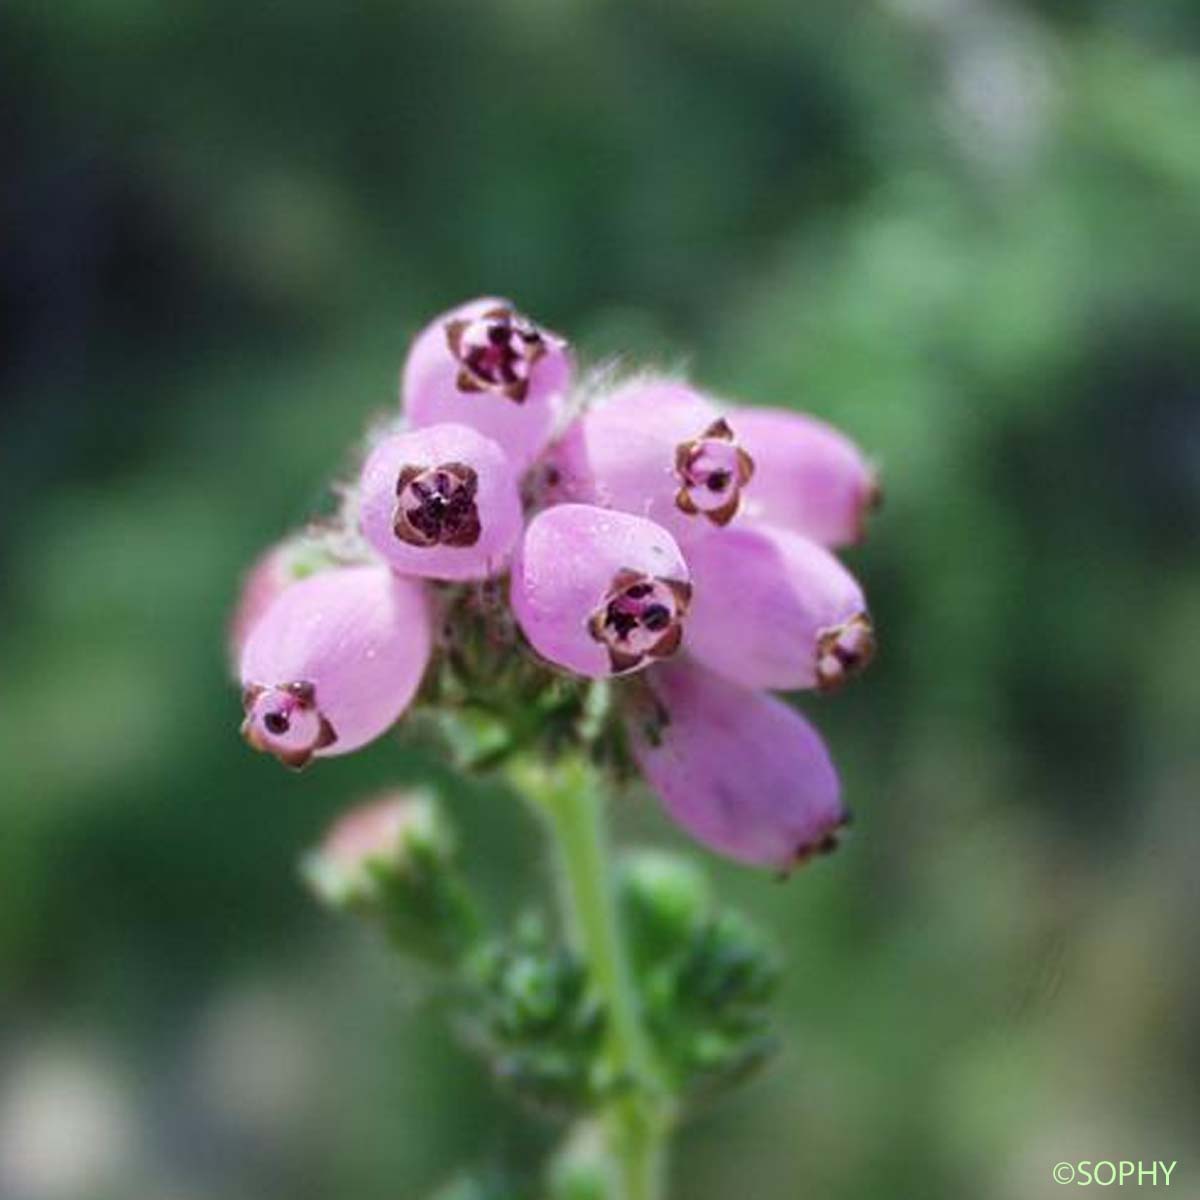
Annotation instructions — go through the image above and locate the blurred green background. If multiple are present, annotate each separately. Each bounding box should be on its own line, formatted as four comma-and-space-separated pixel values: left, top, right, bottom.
4, 0, 1200, 1197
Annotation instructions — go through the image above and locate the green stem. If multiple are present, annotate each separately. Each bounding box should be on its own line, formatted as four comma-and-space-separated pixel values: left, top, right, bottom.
512, 757, 672, 1200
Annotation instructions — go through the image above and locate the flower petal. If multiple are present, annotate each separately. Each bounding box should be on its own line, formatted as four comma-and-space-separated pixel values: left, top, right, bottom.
735, 407, 879, 547
511, 504, 690, 679
359, 422, 522, 581
240, 565, 431, 764
402, 297, 571, 468
685, 523, 873, 691
547, 377, 757, 545
627, 659, 846, 870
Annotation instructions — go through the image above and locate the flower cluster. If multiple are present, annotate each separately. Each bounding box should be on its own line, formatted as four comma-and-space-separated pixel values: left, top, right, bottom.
232, 297, 879, 872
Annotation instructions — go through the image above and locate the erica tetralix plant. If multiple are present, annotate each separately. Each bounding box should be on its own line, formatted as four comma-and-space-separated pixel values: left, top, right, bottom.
229, 296, 881, 1200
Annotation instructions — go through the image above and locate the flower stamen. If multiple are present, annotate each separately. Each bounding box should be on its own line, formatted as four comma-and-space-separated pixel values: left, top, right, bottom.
588, 569, 692, 675
393, 462, 482, 548
242, 681, 338, 770
789, 811, 854, 872
444, 306, 547, 403
815, 614, 876, 692
674, 418, 755, 526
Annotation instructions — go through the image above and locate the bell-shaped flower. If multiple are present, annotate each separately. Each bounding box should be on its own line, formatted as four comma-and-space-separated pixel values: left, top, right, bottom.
511, 503, 691, 678
626, 659, 847, 871
240, 565, 431, 768
684, 523, 875, 692
359, 422, 523, 581
402, 296, 572, 469
547, 377, 756, 546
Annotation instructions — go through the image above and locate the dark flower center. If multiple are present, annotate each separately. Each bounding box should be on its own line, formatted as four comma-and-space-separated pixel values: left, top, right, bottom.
394, 462, 482, 548
241, 681, 338, 770
641, 604, 671, 631
589, 571, 692, 674
264, 711, 290, 736
674, 418, 755, 526
444, 306, 547, 402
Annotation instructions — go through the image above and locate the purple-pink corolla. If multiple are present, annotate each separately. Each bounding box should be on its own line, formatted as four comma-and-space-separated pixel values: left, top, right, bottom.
546, 377, 757, 546
627, 660, 846, 871
684, 523, 874, 692
232, 295, 879, 871
402, 297, 572, 469
240, 566, 431, 768
359, 422, 523, 581
511, 504, 692, 678
734, 406, 880, 547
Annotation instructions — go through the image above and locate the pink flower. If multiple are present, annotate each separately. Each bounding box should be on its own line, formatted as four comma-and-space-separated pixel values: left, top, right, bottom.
240, 566, 431, 768
547, 377, 756, 545
402, 297, 572, 469
511, 504, 692, 678
684, 523, 874, 691
734, 407, 879, 547
358, 422, 523, 581
233, 296, 882, 872
627, 659, 847, 871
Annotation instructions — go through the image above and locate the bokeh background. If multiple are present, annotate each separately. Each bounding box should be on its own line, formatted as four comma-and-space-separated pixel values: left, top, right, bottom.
4, 0, 1200, 1197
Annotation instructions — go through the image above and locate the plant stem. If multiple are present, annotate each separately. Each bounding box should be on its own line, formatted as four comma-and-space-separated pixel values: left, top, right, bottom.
512, 756, 672, 1200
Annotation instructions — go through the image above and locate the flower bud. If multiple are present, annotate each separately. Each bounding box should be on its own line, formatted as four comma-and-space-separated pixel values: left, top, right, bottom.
239, 565, 431, 768
547, 377, 756, 545
402, 297, 572, 469
651, 908, 782, 1097
228, 542, 299, 672
511, 504, 691, 678
305, 791, 480, 962
684, 523, 874, 692
358, 422, 523, 581
466, 914, 607, 1114
619, 849, 711, 965
303, 791, 451, 908
734, 407, 879, 547
626, 659, 847, 871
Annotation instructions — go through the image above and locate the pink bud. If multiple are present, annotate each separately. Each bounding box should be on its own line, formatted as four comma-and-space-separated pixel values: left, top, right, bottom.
228, 542, 298, 672
304, 791, 446, 906
402, 297, 572, 469
547, 377, 756, 546
511, 503, 692, 678
314, 794, 412, 878
626, 659, 847, 871
358, 422, 523, 581
684, 523, 874, 692
239, 565, 431, 768
734, 408, 879, 547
